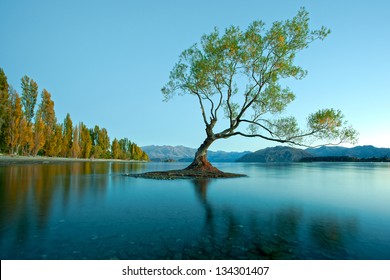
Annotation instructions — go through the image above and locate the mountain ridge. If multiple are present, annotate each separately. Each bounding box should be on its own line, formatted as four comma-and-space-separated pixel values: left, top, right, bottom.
141, 145, 250, 162
142, 145, 390, 163
306, 145, 390, 158
236, 146, 313, 163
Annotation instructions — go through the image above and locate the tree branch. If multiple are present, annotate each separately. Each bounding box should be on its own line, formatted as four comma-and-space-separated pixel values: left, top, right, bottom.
239, 119, 275, 136
191, 89, 209, 126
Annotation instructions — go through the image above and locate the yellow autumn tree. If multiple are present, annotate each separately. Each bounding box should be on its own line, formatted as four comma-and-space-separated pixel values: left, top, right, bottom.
38, 89, 57, 156
0, 68, 10, 151
51, 124, 63, 157
31, 116, 46, 156
62, 113, 73, 157
70, 125, 81, 158
111, 138, 120, 159
18, 118, 30, 155
80, 122, 92, 159
6, 87, 23, 154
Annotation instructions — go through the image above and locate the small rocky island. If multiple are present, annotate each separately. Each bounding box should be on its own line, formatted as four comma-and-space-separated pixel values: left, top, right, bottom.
126, 169, 246, 180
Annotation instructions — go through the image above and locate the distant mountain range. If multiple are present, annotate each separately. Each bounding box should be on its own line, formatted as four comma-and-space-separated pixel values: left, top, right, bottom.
142, 145, 390, 163
141, 145, 195, 161
306, 145, 390, 158
236, 146, 312, 163
141, 145, 250, 162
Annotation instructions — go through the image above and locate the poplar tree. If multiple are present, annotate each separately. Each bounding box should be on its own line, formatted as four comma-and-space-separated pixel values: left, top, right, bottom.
38, 89, 57, 156
118, 138, 130, 159
0, 68, 10, 151
90, 125, 101, 158
70, 125, 81, 158
6, 87, 23, 154
80, 122, 92, 158
111, 138, 120, 159
20, 119, 33, 155
52, 124, 63, 157
31, 116, 46, 156
98, 127, 110, 158
21, 75, 38, 125
62, 113, 73, 157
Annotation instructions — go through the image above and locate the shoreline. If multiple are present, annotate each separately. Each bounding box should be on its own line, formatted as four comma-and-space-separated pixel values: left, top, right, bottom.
0, 155, 147, 166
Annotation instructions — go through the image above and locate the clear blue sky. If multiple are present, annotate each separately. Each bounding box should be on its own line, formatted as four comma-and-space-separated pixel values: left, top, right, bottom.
1, 0, 389, 151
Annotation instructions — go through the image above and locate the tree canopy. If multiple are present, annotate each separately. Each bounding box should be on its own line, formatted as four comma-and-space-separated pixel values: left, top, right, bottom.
162, 8, 357, 158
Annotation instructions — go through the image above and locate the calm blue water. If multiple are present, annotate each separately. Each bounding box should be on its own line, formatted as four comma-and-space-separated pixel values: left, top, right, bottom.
0, 161, 389, 260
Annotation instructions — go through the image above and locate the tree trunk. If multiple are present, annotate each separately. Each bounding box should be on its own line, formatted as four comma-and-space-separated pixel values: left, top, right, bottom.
185, 137, 221, 173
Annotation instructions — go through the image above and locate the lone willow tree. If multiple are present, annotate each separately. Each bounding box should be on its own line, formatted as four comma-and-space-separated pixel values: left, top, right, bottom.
161, 8, 358, 175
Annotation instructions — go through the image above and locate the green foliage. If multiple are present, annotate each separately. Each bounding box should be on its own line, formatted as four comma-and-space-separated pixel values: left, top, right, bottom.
38, 89, 56, 130
111, 138, 120, 159
21, 75, 38, 124
306, 109, 358, 145
80, 122, 92, 159
162, 8, 357, 147
112, 137, 149, 161
62, 113, 73, 157
90, 125, 111, 159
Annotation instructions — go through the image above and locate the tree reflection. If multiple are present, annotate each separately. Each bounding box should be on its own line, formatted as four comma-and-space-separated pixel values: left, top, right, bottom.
110, 162, 146, 175
177, 178, 360, 259
0, 165, 362, 260
0, 162, 145, 258
309, 215, 358, 259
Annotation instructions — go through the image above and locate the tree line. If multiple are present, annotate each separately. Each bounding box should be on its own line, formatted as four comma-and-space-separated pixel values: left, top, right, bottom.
0, 68, 149, 161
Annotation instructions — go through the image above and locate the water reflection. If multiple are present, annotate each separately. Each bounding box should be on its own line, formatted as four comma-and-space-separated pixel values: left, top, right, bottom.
1, 162, 388, 259
309, 215, 359, 259
0, 162, 145, 258
180, 178, 360, 259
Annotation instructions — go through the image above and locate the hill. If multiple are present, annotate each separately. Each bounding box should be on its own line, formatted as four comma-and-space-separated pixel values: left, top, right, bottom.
142, 145, 390, 163
236, 146, 313, 163
141, 145, 196, 161
306, 145, 390, 158
141, 145, 250, 162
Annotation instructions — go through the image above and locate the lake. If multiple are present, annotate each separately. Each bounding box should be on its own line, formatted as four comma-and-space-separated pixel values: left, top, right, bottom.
0, 161, 389, 260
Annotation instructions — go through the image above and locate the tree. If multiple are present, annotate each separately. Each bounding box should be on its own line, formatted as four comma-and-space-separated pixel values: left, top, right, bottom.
38, 89, 56, 129
80, 122, 92, 158
162, 8, 357, 173
130, 142, 148, 160
62, 113, 73, 157
90, 125, 110, 159
70, 125, 81, 158
0, 68, 9, 129
118, 138, 127, 159
118, 137, 134, 159
21, 75, 38, 125
19, 118, 33, 155
98, 127, 110, 158
38, 89, 57, 156
31, 116, 46, 156
111, 138, 120, 159
6, 87, 23, 154
0, 68, 10, 151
